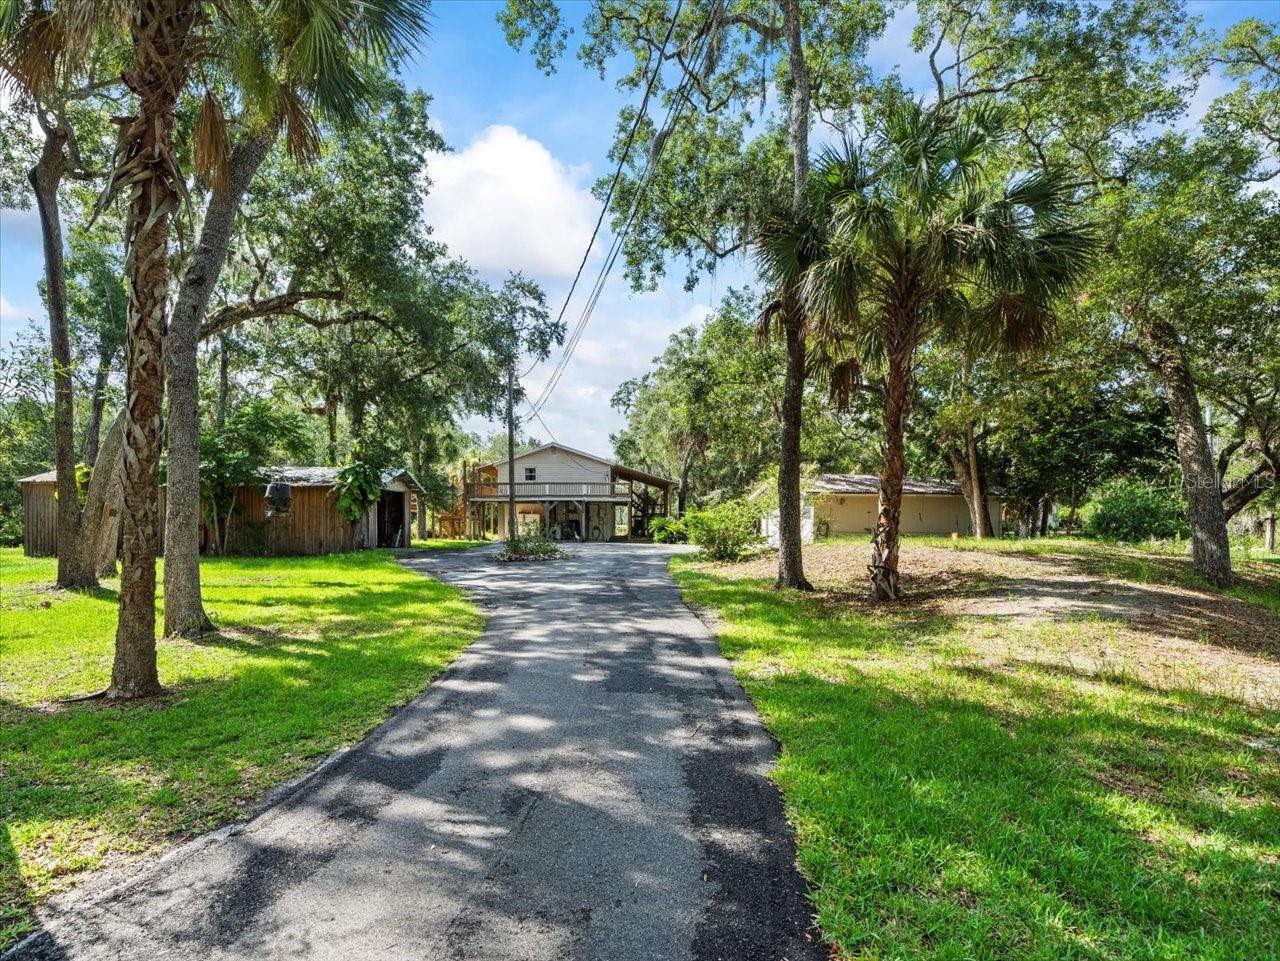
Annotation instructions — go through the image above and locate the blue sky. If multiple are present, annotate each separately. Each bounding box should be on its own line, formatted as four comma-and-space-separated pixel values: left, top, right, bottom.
0, 0, 1274, 456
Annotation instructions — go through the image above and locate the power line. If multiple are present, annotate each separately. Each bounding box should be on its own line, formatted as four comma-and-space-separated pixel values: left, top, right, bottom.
522, 0, 686, 384
530, 0, 725, 416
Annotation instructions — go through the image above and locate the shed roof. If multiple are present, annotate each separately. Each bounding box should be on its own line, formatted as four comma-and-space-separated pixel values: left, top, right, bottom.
20, 466, 427, 495
808, 473, 1004, 496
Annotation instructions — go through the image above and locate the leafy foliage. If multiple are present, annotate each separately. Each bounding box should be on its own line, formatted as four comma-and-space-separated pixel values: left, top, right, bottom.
497, 529, 567, 561
199, 401, 310, 553
684, 498, 763, 561
334, 458, 385, 525
648, 515, 687, 544
1082, 478, 1191, 542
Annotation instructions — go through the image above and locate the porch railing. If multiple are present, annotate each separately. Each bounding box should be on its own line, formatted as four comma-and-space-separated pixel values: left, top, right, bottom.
466, 480, 631, 500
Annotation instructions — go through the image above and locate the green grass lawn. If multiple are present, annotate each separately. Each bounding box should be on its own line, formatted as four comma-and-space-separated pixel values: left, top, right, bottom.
674, 552, 1280, 961
410, 537, 487, 550
0, 547, 482, 951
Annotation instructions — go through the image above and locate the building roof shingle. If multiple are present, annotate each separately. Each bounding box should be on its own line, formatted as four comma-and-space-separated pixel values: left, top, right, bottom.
809, 473, 971, 496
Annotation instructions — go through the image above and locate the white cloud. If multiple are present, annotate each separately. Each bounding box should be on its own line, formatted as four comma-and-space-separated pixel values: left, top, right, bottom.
0, 206, 42, 249
1177, 69, 1231, 133
423, 124, 598, 278
0, 292, 33, 322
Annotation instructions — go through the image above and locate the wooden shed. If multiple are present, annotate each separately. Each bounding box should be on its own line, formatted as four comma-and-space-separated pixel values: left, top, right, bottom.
18, 466, 425, 558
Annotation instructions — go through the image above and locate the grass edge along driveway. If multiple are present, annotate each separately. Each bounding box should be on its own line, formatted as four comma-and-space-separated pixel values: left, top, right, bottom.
0, 548, 482, 952
671, 552, 1280, 961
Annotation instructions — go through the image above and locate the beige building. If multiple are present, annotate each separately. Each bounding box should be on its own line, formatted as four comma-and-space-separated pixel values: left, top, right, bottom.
760, 473, 1004, 543
465, 443, 674, 541
810, 473, 1003, 537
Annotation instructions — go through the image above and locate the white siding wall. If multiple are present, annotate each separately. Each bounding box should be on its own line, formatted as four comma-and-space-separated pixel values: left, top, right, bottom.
489, 447, 612, 484
816, 493, 1004, 537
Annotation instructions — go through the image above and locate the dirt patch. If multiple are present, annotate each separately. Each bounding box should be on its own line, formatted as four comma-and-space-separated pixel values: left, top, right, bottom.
692, 541, 1280, 707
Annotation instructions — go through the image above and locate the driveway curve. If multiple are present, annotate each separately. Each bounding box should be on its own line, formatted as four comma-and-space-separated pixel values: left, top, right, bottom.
9, 543, 822, 961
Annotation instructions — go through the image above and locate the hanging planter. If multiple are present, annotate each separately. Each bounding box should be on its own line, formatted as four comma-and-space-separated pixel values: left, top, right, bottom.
265, 479, 293, 517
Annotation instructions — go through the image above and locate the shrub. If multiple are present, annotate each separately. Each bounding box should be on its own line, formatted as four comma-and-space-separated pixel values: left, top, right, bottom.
1082, 478, 1190, 542
649, 515, 687, 543
498, 529, 566, 561
684, 498, 764, 561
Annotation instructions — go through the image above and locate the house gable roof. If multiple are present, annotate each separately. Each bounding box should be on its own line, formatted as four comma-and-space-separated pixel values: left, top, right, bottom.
476, 442, 613, 472
475, 442, 675, 486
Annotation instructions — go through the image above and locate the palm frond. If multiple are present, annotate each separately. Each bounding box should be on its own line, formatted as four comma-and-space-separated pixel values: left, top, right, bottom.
193, 89, 229, 196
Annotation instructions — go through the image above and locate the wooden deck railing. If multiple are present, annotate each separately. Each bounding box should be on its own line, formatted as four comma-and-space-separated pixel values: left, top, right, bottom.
466, 480, 630, 499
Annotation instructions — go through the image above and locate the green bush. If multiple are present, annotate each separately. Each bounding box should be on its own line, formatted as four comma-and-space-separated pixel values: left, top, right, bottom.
1082, 478, 1190, 542
684, 499, 764, 561
498, 529, 566, 561
649, 515, 687, 543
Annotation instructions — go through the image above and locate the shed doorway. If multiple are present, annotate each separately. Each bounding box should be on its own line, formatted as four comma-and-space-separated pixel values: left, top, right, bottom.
377, 490, 407, 547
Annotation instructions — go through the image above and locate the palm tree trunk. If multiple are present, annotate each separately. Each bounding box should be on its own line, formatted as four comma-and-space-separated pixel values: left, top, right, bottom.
31, 124, 94, 588
871, 341, 912, 600
164, 124, 277, 639
1143, 319, 1233, 585
108, 0, 196, 699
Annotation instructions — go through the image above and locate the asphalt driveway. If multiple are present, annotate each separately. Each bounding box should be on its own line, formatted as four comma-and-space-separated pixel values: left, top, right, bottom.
9, 542, 822, 961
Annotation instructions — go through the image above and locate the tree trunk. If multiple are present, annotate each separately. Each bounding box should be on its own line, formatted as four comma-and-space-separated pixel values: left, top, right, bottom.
164, 124, 277, 638
966, 424, 993, 538
31, 125, 93, 588
775, 308, 813, 589
944, 445, 977, 536
214, 332, 230, 430
72, 410, 126, 582
677, 447, 693, 516
82, 348, 113, 466
1265, 511, 1276, 553
506, 364, 518, 542
109, 0, 195, 699
326, 398, 339, 465
414, 449, 428, 539
1039, 496, 1051, 537
870, 341, 911, 600
773, 0, 813, 591
1144, 320, 1233, 585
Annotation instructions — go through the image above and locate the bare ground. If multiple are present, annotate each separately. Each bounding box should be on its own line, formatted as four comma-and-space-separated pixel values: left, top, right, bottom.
691, 540, 1280, 708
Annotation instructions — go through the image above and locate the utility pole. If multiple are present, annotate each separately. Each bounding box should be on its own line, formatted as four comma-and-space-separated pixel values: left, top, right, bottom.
506, 361, 518, 542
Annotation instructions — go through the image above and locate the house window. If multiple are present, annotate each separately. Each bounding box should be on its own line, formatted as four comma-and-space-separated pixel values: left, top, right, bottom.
524, 467, 537, 481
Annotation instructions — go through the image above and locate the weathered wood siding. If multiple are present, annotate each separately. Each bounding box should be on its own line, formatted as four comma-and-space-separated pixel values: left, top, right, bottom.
21, 478, 380, 558
223, 485, 372, 556
21, 482, 57, 556
21, 481, 168, 556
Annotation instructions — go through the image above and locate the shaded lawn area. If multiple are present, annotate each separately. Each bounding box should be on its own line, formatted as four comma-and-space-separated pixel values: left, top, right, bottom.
0, 548, 481, 951
674, 555, 1280, 961
410, 537, 487, 550
907, 534, 1280, 613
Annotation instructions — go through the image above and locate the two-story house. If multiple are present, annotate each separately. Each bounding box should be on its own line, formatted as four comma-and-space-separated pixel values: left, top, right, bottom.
465, 443, 674, 541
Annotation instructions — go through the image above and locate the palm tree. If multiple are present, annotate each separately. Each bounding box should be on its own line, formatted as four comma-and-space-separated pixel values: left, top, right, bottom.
2, 0, 429, 697
780, 100, 1095, 599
